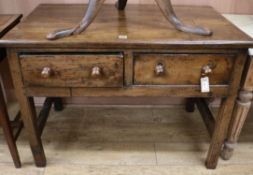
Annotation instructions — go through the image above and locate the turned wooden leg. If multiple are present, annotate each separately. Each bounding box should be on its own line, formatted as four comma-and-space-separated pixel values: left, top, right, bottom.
185, 98, 195, 112
221, 90, 253, 160
206, 97, 236, 169
116, 0, 128, 10
154, 0, 212, 36
47, 0, 106, 40
0, 87, 21, 168
53, 98, 64, 112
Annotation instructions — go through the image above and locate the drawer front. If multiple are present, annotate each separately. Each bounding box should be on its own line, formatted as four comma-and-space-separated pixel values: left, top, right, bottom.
134, 53, 235, 85
20, 54, 123, 87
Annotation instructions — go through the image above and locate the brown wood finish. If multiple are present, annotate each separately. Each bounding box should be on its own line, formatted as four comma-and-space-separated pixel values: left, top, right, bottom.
8, 49, 46, 167
23, 86, 229, 98
0, 15, 22, 38
25, 87, 71, 97
1, 5, 251, 49
134, 53, 234, 85
195, 98, 215, 137
53, 98, 64, 111
0, 15, 22, 104
37, 98, 53, 136
221, 50, 253, 160
0, 4, 252, 169
46, 0, 212, 40
185, 98, 195, 112
0, 14, 22, 168
242, 50, 253, 92
0, 83, 21, 168
20, 54, 124, 88
206, 51, 247, 169
221, 90, 253, 160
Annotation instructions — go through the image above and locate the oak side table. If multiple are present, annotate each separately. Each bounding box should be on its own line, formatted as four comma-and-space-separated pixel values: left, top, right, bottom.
0, 4, 252, 169
0, 14, 22, 168
221, 49, 253, 160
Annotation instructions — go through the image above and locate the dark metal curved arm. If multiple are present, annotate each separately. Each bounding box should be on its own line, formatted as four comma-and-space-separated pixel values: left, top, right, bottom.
47, 0, 105, 40
47, 0, 212, 40
154, 0, 212, 36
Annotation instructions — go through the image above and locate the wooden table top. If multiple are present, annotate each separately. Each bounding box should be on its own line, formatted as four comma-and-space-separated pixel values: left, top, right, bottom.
0, 4, 252, 49
0, 14, 22, 38
0, 14, 22, 61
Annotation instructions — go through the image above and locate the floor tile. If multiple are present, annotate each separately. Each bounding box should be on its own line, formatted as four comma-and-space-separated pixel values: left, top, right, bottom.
76, 107, 210, 143
44, 142, 156, 165
84, 107, 154, 124
155, 142, 209, 165
44, 121, 209, 143
44, 164, 253, 175
1, 105, 253, 174
0, 165, 44, 175
41, 107, 210, 143
0, 139, 33, 165
41, 107, 85, 141
152, 107, 203, 123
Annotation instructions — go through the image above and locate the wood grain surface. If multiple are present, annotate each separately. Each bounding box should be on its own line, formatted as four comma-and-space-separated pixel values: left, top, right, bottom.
0, 15, 22, 103
0, 4, 252, 48
2, 4, 251, 168
20, 53, 123, 88
134, 53, 234, 85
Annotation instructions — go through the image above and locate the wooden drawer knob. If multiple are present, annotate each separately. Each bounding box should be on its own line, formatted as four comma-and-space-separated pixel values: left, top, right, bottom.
91, 66, 102, 77
201, 63, 216, 76
41, 67, 52, 78
155, 63, 165, 76
202, 65, 212, 74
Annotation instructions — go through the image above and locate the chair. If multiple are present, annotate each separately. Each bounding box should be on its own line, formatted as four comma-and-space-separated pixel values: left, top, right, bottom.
0, 14, 22, 168
0, 53, 22, 168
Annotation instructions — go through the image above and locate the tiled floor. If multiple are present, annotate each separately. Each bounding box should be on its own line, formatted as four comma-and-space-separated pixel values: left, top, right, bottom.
1, 103, 253, 175
0, 15, 253, 175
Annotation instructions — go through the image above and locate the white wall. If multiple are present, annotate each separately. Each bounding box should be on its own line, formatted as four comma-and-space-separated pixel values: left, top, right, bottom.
0, 0, 253, 16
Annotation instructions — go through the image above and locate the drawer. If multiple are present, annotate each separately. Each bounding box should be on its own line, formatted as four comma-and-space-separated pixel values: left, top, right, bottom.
134, 53, 235, 85
20, 53, 123, 87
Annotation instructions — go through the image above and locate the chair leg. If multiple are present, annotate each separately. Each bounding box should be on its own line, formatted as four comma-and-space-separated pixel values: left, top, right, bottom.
206, 97, 236, 169
53, 98, 64, 112
116, 0, 128, 10
47, 0, 106, 40
185, 98, 195, 113
154, 0, 212, 36
221, 90, 253, 160
0, 87, 21, 168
